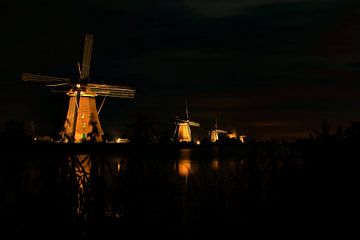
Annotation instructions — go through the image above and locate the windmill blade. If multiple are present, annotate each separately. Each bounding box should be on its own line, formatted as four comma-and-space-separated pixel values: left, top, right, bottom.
185, 100, 189, 120
175, 118, 187, 123
173, 122, 179, 138
46, 82, 71, 87
88, 83, 135, 98
21, 73, 70, 84
188, 121, 200, 127
80, 34, 93, 80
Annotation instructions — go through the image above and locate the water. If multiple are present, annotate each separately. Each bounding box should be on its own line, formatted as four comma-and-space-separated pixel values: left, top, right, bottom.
1, 144, 306, 238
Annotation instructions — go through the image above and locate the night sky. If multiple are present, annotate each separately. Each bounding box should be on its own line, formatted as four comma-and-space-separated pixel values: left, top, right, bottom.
2, 0, 360, 140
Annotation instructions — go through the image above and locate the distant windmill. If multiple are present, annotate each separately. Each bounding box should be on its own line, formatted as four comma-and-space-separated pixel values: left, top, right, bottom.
21, 34, 135, 143
209, 117, 227, 142
173, 101, 200, 142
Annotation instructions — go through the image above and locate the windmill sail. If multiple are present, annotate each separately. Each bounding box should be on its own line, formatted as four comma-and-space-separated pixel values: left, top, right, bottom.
80, 34, 93, 80
21, 73, 70, 84
188, 121, 200, 127
21, 33, 135, 143
88, 83, 135, 98
185, 100, 189, 120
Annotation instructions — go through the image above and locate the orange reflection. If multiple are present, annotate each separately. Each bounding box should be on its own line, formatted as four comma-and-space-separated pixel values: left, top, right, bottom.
117, 161, 121, 173
211, 159, 219, 170
178, 160, 191, 176
229, 160, 236, 171
114, 158, 126, 174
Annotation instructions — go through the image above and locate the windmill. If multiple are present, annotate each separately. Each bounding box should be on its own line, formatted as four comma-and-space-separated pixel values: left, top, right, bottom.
21, 34, 135, 143
209, 117, 227, 143
173, 101, 200, 142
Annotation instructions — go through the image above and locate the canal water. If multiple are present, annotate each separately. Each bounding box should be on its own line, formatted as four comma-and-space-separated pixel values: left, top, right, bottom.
1, 144, 306, 238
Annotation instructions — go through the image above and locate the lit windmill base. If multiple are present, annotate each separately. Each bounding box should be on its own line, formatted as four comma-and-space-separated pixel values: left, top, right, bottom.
209, 129, 227, 143
62, 89, 103, 143
177, 123, 192, 142
210, 130, 219, 142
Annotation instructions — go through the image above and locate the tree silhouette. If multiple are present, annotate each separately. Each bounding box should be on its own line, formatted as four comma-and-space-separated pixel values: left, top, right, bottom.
344, 121, 360, 142
129, 115, 159, 144
88, 114, 101, 143
0, 120, 30, 143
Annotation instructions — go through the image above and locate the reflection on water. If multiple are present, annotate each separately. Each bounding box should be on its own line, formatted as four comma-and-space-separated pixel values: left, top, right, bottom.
179, 148, 191, 160
211, 159, 219, 170
178, 160, 191, 177
3, 144, 306, 236
228, 159, 237, 172
177, 148, 193, 176
115, 158, 125, 175
66, 154, 93, 216
117, 161, 121, 173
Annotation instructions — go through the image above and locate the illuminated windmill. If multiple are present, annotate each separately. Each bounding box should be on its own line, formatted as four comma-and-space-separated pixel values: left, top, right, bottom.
21, 34, 135, 143
209, 118, 227, 142
173, 101, 200, 142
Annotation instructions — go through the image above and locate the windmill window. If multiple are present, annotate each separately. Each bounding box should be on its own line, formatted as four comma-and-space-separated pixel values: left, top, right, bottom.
83, 123, 86, 128
81, 113, 85, 119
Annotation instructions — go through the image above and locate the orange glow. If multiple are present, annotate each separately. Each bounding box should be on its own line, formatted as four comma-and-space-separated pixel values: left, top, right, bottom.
227, 133, 237, 139
239, 135, 247, 143
117, 161, 121, 173
210, 130, 219, 142
196, 140, 201, 145
177, 123, 192, 142
115, 137, 130, 143
178, 160, 191, 176
63, 93, 104, 143
211, 159, 219, 170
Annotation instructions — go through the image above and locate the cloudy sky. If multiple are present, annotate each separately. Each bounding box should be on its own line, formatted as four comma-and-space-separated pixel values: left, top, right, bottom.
1, 0, 360, 140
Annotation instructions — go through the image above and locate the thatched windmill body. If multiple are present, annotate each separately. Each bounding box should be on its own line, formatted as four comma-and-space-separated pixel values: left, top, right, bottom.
173, 101, 200, 142
209, 118, 227, 142
21, 34, 135, 143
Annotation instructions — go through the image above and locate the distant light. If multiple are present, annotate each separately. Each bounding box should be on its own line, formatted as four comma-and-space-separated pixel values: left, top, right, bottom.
33, 137, 37, 141
196, 140, 201, 145
76, 84, 81, 88
115, 138, 130, 144
227, 133, 237, 139
239, 135, 247, 143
